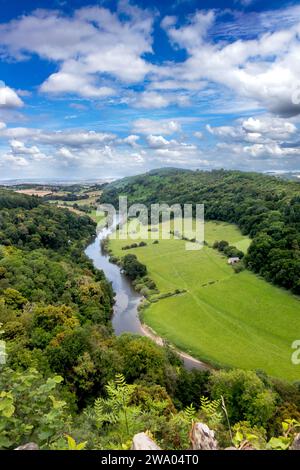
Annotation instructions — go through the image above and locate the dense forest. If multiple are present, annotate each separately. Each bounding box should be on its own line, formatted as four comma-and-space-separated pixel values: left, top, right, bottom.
101, 169, 300, 294
1, 187, 300, 450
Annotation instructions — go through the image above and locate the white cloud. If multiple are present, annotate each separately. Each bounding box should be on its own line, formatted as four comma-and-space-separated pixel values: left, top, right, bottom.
162, 11, 215, 51
145, 133, 200, 165
132, 119, 181, 135
56, 147, 79, 161
0, 154, 29, 168
9, 139, 48, 161
161, 6, 300, 117
41, 71, 115, 98
133, 90, 190, 109
244, 142, 300, 158
208, 114, 300, 162
130, 152, 144, 163
123, 135, 140, 147
0, 5, 154, 99
206, 124, 241, 138
0, 139, 48, 169
0, 82, 23, 108
194, 131, 203, 139
242, 116, 296, 139
149, 79, 204, 91
0, 127, 115, 147
146, 135, 170, 148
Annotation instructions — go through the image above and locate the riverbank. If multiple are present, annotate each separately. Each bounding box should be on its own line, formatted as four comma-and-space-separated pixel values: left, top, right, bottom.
85, 230, 211, 371
140, 322, 212, 371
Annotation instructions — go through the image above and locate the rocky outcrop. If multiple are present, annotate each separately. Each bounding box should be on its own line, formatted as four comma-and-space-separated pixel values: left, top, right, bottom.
15, 442, 39, 450
190, 423, 218, 450
290, 433, 300, 450
131, 433, 161, 450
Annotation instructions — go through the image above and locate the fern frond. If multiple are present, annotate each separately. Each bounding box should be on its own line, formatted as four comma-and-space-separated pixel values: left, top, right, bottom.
184, 404, 197, 423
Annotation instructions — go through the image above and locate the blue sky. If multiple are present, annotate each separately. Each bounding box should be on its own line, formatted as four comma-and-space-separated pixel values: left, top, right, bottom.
0, 0, 300, 179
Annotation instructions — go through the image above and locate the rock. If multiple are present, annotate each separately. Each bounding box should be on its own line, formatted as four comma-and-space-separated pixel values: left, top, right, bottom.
15, 442, 39, 450
191, 423, 218, 450
290, 433, 300, 450
131, 432, 161, 450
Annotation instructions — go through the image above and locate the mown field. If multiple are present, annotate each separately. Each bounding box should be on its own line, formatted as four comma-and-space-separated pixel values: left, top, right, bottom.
47, 190, 102, 222
109, 220, 300, 381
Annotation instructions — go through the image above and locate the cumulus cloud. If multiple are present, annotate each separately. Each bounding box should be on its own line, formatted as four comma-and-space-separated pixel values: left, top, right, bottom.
0, 127, 118, 173
0, 127, 115, 147
146, 135, 170, 148
1, 3, 300, 117
0, 139, 49, 169
41, 71, 115, 98
242, 117, 296, 140
207, 114, 300, 162
144, 133, 202, 166
162, 11, 215, 50
123, 135, 140, 147
0, 4, 154, 99
133, 91, 190, 109
132, 119, 181, 135
0, 154, 29, 168
2, 3, 300, 176
161, 6, 300, 117
206, 124, 241, 139
0, 82, 23, 108
244, 142, 300, 158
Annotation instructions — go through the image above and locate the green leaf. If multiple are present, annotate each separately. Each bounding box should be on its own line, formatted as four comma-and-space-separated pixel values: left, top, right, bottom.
76, 442, 87, 451
268, 437, 290, 450
53, 376, 64, 384
282, 421, 289, 432
66, 435, 77, 450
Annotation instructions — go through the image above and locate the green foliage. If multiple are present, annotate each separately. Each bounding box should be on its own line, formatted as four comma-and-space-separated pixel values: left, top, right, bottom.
209, 369, 277, 427
232, 421, 267, 450
0, 367, 71, 449
267, 419, 300, 450
94, 374, 136, 434
64, 434, 87, 450
199, 396, 223, 427
115, 334, 174, 389
122, 254, 147, 280
0, 198, 96, 251
183, 404, 197, 423
1, 186, 300, 451
102, 169, 300, 293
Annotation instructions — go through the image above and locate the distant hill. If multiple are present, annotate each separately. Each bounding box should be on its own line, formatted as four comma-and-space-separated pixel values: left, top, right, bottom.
107, 167, 192, 191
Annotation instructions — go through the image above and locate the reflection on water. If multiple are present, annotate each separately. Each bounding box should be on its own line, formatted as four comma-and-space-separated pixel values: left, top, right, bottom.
85, 227, 143, 336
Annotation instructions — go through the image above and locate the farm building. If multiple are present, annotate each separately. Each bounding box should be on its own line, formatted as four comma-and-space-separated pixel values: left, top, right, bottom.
228, 257, 240, 265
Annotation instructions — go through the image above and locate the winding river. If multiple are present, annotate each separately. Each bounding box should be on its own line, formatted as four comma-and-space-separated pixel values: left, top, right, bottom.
85, 225, 208, 371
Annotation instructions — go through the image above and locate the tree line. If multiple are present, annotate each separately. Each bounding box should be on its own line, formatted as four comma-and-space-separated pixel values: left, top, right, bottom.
102, 169, 300, 294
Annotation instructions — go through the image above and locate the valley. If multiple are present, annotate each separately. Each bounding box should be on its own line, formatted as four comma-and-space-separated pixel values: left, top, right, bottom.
108, 219, 300, 381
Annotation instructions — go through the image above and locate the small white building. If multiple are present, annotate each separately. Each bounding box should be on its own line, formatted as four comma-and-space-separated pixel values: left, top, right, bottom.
228, 257, 240, 265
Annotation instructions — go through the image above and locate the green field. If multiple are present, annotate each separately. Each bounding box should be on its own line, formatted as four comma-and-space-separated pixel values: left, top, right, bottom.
109, 220, 300, 381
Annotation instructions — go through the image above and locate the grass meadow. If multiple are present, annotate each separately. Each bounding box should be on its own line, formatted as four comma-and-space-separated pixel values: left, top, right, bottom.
109, 220, 300, 381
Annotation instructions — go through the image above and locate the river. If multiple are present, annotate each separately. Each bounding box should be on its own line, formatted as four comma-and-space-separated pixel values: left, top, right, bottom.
85, 225, 208, 371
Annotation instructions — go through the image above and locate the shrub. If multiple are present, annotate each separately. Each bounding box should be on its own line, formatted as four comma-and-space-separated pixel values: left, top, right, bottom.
122, 254, 147, 280
209, 369, 277, 427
